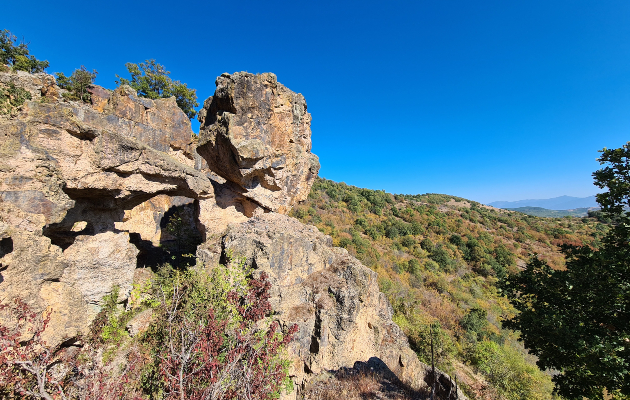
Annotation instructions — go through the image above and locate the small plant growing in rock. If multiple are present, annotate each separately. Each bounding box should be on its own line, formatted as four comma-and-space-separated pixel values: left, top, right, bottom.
0, 29, 49, 73
0, 82, 32, 115
55, 66, 98, 103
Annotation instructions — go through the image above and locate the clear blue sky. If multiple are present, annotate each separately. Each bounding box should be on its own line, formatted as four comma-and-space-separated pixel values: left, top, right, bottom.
3, 0, 629, 203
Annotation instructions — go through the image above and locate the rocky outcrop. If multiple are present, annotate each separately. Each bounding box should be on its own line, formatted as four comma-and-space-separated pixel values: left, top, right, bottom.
211, 213, 433, 397
197, 72, 320, 214
0, 69, 458, 399
0, 71, 213, 344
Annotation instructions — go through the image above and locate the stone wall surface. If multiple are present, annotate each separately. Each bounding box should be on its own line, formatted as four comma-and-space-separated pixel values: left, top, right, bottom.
0, 71, 214, 344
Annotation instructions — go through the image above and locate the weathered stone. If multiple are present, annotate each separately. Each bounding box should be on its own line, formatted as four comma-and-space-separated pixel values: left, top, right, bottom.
197, 72, 320, 213
0, 70, 59, 103
88, 84, 195, 158
0, 71, 214, 344
216, 214, 446, 398
126, 308, 154, 337
0, 70, 458, 399
62, 231, 139, 308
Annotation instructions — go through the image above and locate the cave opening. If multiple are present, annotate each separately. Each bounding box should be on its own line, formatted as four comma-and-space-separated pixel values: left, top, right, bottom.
125, 196, 203, 271
0, 237, 13, 257
40, 190, 204, 271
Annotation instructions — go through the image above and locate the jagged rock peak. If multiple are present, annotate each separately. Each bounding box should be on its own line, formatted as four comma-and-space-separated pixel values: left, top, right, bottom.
197, 72, 320, 214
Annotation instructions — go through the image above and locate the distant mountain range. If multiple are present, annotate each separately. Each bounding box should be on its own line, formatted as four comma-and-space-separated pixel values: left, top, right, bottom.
488, 195, 598, 210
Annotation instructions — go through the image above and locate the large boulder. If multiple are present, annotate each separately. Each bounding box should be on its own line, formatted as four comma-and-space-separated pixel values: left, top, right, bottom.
212, 213, 455, 398
197, 72, 320, 214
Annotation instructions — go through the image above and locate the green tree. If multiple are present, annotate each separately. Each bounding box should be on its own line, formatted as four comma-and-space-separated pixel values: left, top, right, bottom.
115, 59, 198, 119
501, 142, 630, 399
0, 30, 48, 73
55, 66, 98, 102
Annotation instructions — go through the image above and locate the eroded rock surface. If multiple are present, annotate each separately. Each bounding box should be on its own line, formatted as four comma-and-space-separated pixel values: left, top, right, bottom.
197, 72, 320, 213
0, 71, 213, 343
212, 213, 456, 398
0, 70, 455, 399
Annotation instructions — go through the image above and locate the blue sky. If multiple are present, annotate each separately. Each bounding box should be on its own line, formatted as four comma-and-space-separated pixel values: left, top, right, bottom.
3, 0, 629, 203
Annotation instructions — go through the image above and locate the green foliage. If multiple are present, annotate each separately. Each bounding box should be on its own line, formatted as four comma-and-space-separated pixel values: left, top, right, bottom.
460, 307, 488, 341
502, 142, 630, 399
299, 177, 603, 397
0, 29, 48, 73
0, 82, 31, 115
55, 66, 98, 102
429, 246, 456, 272
407, 258, 421, 275
468, 340, 555, 400
400, 235, 415, 248
116, 59, 198, 119
142, 258, 296, 399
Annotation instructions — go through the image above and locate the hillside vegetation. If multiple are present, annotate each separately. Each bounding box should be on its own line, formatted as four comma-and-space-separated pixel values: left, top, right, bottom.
504, 207, 594, 218
291, 178, 606, 399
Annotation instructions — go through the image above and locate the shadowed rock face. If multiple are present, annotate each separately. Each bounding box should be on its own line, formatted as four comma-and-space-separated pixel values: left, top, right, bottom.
197, 72, 320, 214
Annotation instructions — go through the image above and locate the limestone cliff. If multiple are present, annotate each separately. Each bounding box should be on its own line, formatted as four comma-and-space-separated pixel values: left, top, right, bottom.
0, 70, 460, 398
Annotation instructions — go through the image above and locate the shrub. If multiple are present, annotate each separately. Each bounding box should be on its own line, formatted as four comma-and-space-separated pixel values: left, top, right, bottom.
460, 307, 488, 341
142, 261, 297, 399
407, 258, 421, 275
420, 237, 434, 251
55, 66, 98, 102
0, 30, 49, 73
116, 59, 198, 119
400, 235, 415, 248
0, 298, 64, 399
429, 246, 455, 272
0, 82, 31, 115
468, 340, 554, 400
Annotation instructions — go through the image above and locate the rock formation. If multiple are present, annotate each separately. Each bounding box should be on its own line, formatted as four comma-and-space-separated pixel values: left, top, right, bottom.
0, 70, 460, 398
210, 213, 434, 395
0, 72, 213, 343
197, 72, 320, 214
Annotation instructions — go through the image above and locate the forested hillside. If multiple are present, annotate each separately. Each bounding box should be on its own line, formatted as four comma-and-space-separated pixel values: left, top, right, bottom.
291, 178, 606, 399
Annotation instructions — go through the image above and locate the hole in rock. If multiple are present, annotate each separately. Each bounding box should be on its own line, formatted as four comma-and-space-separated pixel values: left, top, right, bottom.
304, 362, 313, 374
309, 336, 320, 354
43, 220, 95, 250
0, 237, 13, 257
309, 310, 322, 354
128, 197, 203, 270
41, 188, 204, 271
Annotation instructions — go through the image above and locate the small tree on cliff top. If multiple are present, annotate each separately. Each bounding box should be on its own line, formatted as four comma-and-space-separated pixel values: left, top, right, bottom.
115, 59, 198, 119
55, 66, 98, 102
0, 29, 49, 73
501, 142, 630, 399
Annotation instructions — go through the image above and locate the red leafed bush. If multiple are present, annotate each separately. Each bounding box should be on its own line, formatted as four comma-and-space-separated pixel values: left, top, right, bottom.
0, 259, 297, 400
0, 298, 64, 399
145, 264, 298, 400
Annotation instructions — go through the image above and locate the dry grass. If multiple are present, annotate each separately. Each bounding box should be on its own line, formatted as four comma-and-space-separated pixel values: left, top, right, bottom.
303, 366, 427, 400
